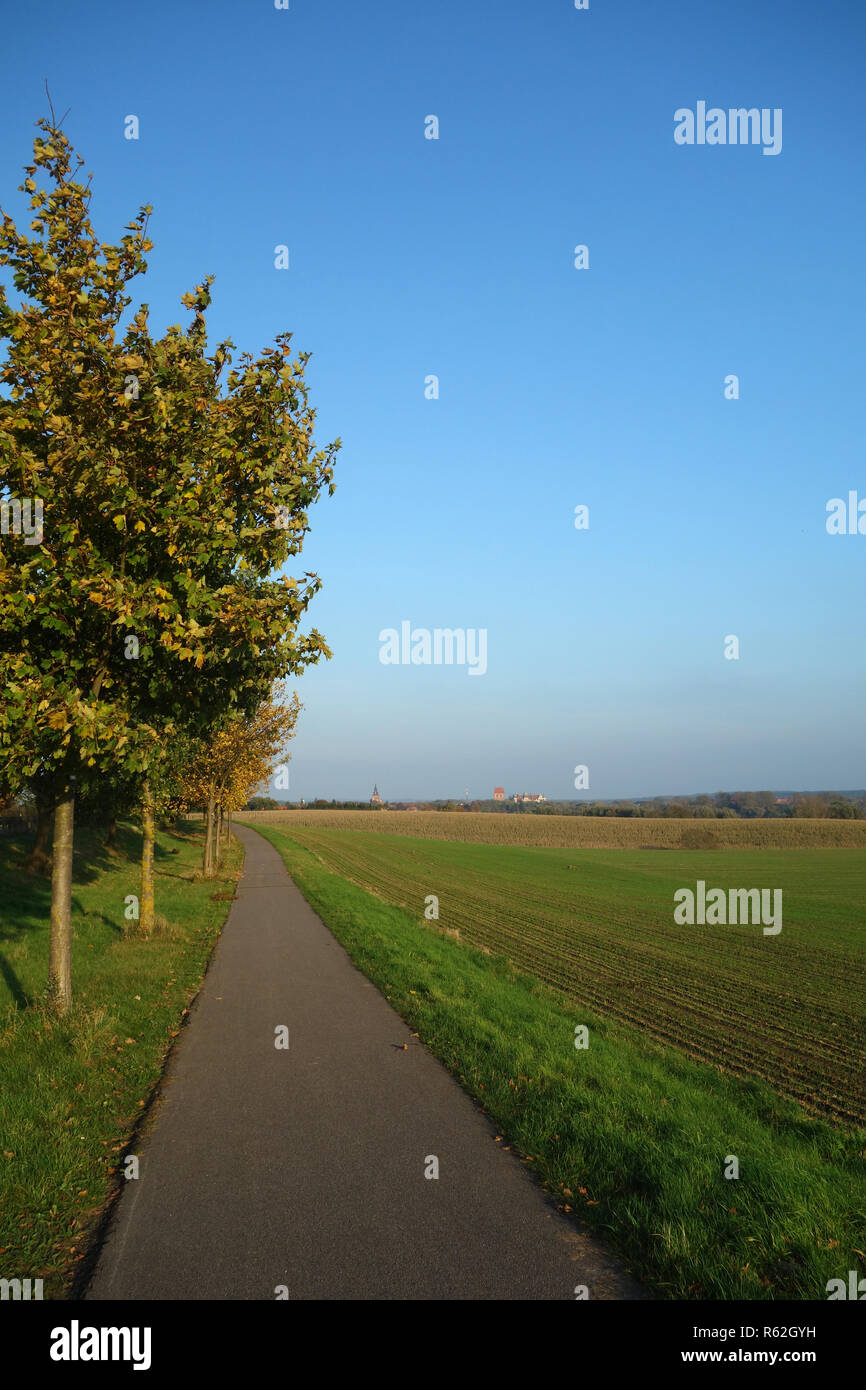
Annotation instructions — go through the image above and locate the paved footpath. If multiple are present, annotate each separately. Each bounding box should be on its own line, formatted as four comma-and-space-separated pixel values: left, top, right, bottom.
86, 823, 642, 1300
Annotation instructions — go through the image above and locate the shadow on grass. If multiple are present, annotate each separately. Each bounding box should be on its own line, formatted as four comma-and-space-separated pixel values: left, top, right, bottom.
0, 819, 204, 962
0, 840, 53, 943
0, 950, 32, 1008
72, 905, 127, 937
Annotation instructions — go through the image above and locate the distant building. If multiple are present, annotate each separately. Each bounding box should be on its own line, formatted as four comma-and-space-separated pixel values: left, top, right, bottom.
405, 804, 419, 812
493, 787, 505, 800
513, 793, 546, 804
371, 784, 383, 805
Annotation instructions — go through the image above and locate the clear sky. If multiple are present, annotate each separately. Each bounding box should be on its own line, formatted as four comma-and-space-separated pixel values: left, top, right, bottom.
2, 0, 864, 801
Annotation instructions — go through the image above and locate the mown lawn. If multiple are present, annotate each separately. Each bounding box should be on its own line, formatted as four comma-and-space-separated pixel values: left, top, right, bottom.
250, 822, 866, 1301
0, 821, 241, 1298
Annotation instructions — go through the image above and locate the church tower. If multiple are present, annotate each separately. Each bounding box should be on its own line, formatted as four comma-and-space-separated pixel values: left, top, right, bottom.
370, 784, 383, 805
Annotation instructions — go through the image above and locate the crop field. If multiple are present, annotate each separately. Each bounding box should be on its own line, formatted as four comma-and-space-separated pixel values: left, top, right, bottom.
239, 809, 866, 850
237, 820, 866, 1128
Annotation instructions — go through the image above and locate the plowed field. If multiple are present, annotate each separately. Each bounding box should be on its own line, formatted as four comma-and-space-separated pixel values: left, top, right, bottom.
246, 822, 865, 1127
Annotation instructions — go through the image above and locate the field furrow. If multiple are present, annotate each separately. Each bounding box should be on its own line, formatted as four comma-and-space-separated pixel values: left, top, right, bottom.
238, 816, 866, 1126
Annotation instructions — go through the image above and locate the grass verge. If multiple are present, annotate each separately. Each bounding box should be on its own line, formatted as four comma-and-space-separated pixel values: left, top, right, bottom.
252, 823, 866, 1301
0, 821, 241, 1298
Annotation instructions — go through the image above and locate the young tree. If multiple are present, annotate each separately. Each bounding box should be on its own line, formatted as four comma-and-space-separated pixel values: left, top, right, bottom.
182, 690, 301, 877
0, 116, 339, 1003
0, 118, 158, 1009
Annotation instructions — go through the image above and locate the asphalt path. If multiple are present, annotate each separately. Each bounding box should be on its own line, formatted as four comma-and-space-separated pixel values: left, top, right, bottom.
85, 822, 643, 1300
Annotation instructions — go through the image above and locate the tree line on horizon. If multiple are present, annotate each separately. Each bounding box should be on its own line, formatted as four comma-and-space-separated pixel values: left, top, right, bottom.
243, 790, 865, 819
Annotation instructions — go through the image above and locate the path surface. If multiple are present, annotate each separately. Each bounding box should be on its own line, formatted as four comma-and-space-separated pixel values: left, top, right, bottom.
86, 823, 642, 1300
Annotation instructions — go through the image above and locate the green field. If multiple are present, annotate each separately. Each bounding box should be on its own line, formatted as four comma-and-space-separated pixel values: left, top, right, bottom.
0, 823, 240, 1297
239, 820, 866, 1127
242, 819, 866, 1300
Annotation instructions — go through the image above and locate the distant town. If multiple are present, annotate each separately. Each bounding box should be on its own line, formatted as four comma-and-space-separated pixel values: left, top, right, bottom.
242, 787, 866, 820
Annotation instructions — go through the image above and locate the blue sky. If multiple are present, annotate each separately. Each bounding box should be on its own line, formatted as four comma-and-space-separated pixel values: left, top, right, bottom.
2, 0, 864, 801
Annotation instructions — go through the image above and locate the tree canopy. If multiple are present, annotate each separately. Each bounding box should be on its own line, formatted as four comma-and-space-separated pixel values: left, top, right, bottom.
0, 115, 339, 1007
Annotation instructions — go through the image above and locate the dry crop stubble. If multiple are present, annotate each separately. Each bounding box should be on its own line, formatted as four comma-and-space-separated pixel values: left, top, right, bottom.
238, 809, 866, 849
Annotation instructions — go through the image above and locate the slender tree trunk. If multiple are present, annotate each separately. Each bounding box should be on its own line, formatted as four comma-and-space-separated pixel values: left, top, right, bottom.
215, 804, 223, 867
204, 791, 216, 877
47, 791, 74, 1014
140, 781, 155, 935
104, 816, 117, 849
26, 795, 54, 876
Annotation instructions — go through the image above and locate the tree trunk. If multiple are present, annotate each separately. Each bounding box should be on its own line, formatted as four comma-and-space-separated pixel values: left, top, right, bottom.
215, 804, 223, 868
104, 816, 117, 849
26, 795, 54, 876
140, 781, 155, 935
204, 792, 216, 877
47, 791, 74, 1014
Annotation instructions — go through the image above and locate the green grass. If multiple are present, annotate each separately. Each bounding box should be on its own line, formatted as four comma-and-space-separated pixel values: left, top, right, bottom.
0, 822, 241, 1298
238, 824, 866, 1127
251, 822, 866, 1301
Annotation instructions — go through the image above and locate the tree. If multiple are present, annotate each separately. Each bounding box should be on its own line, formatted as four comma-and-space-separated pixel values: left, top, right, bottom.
181, 690, 301, 878
791, 795, 828, 818
107, 251, 338, 920
0, 115, 339, 1001
0, 116, 159, 1009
